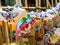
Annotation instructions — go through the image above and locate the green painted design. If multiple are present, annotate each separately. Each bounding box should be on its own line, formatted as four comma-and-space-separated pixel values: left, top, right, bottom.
27, 14, 30, 18
35, 26, 40, 32
36, 26, 39, 28
12, 30, 16, 34
21, 33, 24, 38
22, 17, 27, 22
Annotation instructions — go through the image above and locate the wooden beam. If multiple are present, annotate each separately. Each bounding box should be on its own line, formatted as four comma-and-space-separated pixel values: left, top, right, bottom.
18, 0, 22, 6
52, 0, 54, 7
46, 0, 48, 8
16, 0, 19, 4
25, 0, 28, 7
39, 0, 41, 8
28, 7, 36, 9
36, 0, 39, 7
46, 0, 52, 8
22, 7, 28, 9
55, 0, 58, 5
38, 7, 46, 9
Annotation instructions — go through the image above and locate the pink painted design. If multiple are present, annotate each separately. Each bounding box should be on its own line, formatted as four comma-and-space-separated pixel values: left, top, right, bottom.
17, 28, 25, 36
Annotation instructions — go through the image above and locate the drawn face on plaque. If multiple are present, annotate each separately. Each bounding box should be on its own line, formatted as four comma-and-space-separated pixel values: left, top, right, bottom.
48, 20, 53, 27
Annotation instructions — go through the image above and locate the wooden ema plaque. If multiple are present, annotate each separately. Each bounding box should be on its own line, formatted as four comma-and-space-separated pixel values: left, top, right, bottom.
8, 10, 27, 37
7, 10, 27, 45
34, 17, 44, 40
0, 19, 4, 45
52, 14, 59, 27
3, 20, 10, 44
48, 18, 54, 31
43, 17, 53, 34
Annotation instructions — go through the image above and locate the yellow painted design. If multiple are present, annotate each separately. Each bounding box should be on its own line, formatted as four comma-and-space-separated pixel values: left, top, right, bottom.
0, 20, 3, 27
11, 23, 16, 32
